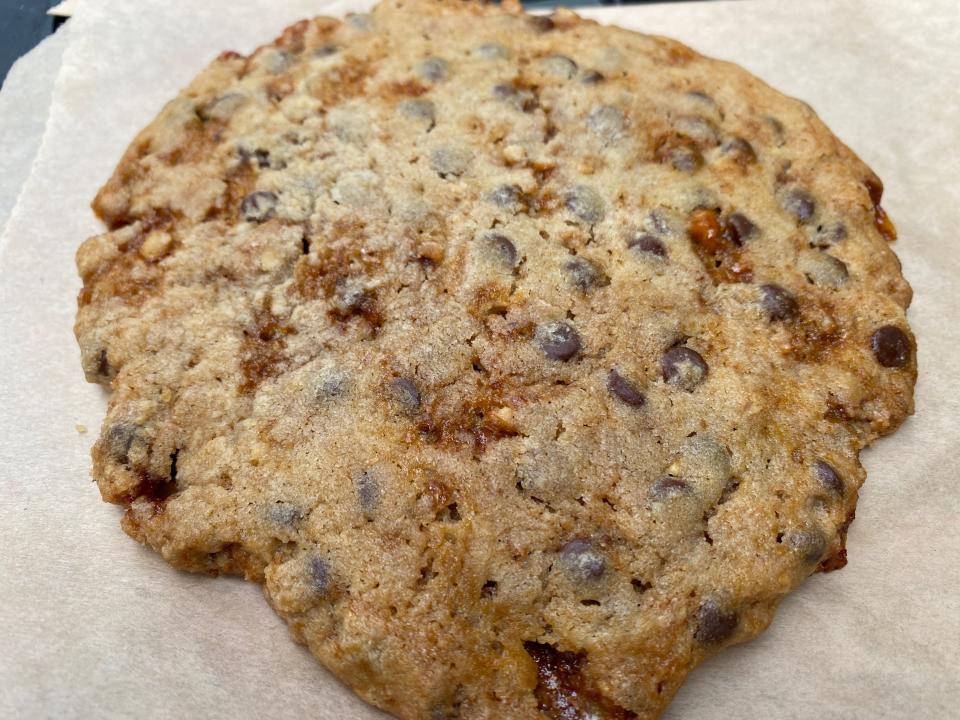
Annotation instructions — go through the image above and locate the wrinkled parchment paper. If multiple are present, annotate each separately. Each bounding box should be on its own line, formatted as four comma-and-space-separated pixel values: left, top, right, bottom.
1, 1, 957, 718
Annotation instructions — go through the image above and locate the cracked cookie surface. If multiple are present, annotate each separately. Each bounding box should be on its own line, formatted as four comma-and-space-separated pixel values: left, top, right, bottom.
75, 1, 916, 718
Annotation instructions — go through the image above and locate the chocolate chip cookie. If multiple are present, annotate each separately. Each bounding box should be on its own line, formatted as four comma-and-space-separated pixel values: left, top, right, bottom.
74, 1, 916, 717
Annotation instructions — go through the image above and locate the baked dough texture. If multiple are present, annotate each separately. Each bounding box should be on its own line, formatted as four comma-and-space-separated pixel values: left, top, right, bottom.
75, 2, 916, 717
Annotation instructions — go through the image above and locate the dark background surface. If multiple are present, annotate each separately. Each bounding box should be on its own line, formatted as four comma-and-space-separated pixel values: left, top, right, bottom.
0, 0, 712, 88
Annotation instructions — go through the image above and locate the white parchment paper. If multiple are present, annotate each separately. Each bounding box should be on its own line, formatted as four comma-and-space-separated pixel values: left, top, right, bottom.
1, 2, 957, 718
0, 25, 70, 239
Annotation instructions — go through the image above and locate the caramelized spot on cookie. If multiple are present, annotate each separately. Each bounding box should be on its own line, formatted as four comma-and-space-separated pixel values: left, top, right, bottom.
819, 510, 855, 572
864, 175, 897, 241
687, 209, 753, 283
524, 642, 637, 720
239, 308, 296, 393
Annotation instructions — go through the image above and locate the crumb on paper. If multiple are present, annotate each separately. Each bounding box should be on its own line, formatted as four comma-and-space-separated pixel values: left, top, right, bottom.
76, 423, 87, 434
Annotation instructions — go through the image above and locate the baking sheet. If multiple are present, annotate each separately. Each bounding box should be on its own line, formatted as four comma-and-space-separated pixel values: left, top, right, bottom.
1, 1, 957, 718
0, 25, 70, 241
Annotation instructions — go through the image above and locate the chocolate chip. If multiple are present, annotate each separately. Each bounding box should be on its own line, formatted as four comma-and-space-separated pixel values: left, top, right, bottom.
628, 234, 667, 258
580, 69, 604, 84
586, 105, 626, 141
346, 13, 372, 30
725, 212, 757, 244
694, 598, 738, 644
759, 283, 799, 321
314, 44, 338, 57
240, 191, 278, 222
484, 233, 518, 269
675, 116, 720, 145
430, 147, 472, 177
308, 556, 333, 595
681, 436, 732, 486
662, 347, 708, 390
492, 84, 536, 112
646, 209, 674, 236
488, 184, 523, 208
473, 43, 508, 60
607, 370, 645, 407
669, 146, 703, 173
201, 93, 247, 122
537, 321, 581, 361
565, 185, 604, 224
415, 57, 449, 83
565, 257, 609, 290
528, 15, 555, 33
650, 477, 691, 499
801, 251, 848, 287
333, 281, 375, 318
687, 90, 715, 105
107, 423, 138, 465
781, 188, 816, 223
397, 99, 436, 125
541, 54, 578, 79
813, 222, 847, 247
785, 528, 827, 564
355, 470, 380, 515
870, 325, 911, 368
813, 459, 844, 496
721, 136, 757, 164
316, 369, 348, 399
561, 539, 605, 581
268, 502, 303, 526
391, 377, 422, 412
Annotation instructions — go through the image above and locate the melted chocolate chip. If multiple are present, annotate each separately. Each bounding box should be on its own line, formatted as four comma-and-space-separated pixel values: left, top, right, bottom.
581, 69, 604, 84
240, 191, 278, 223
488, 184, 523, 208
537, 321, 581, 361
759, 284, 799, 321
473, 43, 508, 60
315, 44, 338, 57
430, 147, 472, 177
813, 222, 848, 247
528, 15, 555, 33
415, 57, 449, 82
725, 212, 757, 244
669, 146, 704, 173
607, 370, 645, 407
870, 325, 911, 368
786, 528, 827, 564
542, 54, 578, 79
398, 99, 436, 125
355, 470, 380, 515
524, 642, 638, 720
107, 423, 138, 465
308, 556, 333, 596
813, 459, 844, 496
802, 252, 848, 287
586, 105, 626, 141
661, 347, 708, 390
391, 377, 422, 412
565, 186, 605, 224
485, 233, 518, 269
561, 539, 605, 581
721, 137, 757, 164
269, 502, 303, 526
628, 234, 667, 258
650, 477, 691, 499
694, 598, 738, 644
565, 257, 609, 290
781, 188, 816, 223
